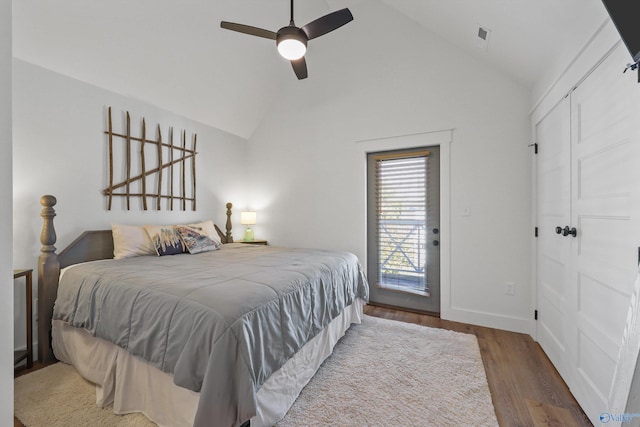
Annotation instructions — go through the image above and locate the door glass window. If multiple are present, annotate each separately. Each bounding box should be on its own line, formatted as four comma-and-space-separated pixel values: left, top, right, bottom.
372, 150, 430, 296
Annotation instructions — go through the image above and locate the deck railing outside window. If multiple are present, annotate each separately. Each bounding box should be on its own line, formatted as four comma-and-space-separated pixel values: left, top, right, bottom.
378, 217, 426, 293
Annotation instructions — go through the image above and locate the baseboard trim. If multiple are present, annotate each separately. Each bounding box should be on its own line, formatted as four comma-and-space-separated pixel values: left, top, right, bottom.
442, 306, 533, 336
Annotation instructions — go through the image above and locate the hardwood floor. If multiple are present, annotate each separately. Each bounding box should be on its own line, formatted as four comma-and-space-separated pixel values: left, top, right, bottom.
14, 306, 592, 427
364, 304, 592, 427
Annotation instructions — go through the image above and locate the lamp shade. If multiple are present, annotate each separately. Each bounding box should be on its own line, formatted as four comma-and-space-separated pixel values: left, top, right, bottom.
240, 211, 257, 225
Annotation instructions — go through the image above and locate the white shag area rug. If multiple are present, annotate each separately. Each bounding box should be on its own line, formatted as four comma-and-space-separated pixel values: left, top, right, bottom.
15, 315, 498, 426
14, 361, 154, 427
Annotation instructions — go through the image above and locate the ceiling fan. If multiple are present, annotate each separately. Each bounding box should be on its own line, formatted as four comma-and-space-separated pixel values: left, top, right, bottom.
220, 0, 353, 80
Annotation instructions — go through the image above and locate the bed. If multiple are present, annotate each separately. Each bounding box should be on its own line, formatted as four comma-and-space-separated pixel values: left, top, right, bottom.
36, 195, 369, 427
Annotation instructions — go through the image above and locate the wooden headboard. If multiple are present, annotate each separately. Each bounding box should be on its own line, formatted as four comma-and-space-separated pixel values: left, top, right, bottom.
36, 195, 234, 363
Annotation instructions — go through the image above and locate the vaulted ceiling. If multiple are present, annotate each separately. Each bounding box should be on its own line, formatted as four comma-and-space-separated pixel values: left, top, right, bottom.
12, 0, 608, 139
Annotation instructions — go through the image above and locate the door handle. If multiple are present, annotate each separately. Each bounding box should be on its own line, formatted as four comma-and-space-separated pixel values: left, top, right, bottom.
562, 226, 577, 237
567, 227, 577, 237
555, 226, 563, 235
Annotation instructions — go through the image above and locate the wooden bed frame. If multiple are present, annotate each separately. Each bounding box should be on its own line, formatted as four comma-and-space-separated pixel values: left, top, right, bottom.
36, 194, 235, 363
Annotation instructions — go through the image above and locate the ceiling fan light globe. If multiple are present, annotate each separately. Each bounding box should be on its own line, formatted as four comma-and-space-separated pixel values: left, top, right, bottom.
277, 38, 306, 60
276, 26, 308, 60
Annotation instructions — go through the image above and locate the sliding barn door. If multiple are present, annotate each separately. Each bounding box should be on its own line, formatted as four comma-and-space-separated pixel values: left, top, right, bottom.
536, 43, 640, 424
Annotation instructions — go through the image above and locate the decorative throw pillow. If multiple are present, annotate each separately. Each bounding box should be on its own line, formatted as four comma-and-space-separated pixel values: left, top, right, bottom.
143, 225, 188, 256
111, 224, 156, 260
191, 220, 221, 245
176, 223, 221, 254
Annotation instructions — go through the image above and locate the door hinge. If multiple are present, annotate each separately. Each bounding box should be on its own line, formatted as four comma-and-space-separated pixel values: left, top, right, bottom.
535, 227, 538, 237
534, 309, 538, 320
528, 142, 538, 154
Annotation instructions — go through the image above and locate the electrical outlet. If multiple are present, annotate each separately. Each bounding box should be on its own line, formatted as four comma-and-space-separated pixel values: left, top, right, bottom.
505, 282, 515, 296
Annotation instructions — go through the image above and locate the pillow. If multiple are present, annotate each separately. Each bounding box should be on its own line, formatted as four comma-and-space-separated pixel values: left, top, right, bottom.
144, 225, 188, 256
176, 223, 221, 254
111, 224, 156, 260
186, 220, 222, 246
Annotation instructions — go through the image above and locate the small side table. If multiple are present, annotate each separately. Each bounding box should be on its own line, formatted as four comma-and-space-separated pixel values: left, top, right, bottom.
13, 269, 33, 369
238, 240, 268, 246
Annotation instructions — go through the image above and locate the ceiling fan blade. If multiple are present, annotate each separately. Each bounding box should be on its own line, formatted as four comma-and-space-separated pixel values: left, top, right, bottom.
291, 57, 308, 80
301, 8, 353, 40
220, 21, 277, 40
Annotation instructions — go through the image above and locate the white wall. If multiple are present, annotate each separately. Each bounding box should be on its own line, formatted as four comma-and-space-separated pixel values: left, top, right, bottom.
247, 2, 533, 333
12, 59, 249, 355
1, 0, 13, 422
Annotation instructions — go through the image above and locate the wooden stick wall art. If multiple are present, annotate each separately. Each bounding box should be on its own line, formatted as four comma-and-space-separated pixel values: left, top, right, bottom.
102, 107, 198, 211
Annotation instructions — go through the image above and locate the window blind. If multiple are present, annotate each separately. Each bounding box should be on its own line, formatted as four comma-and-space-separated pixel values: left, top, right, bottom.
374, 150, 430, 295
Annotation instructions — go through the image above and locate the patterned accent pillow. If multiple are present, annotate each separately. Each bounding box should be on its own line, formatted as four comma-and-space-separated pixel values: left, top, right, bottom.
186, 220, 222, 247
143, 225, 188, 256
176, 224, 221, 254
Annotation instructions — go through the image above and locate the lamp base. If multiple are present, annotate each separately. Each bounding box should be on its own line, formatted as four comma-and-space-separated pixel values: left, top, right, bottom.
243, 227, 254, 242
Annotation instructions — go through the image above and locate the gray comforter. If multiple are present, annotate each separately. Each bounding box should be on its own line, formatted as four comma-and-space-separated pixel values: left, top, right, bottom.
53, 244, 368, 427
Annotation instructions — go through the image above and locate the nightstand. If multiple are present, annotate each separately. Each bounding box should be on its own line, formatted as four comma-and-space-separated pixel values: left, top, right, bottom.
238, 240, 268, 245
14, 269, 33, 369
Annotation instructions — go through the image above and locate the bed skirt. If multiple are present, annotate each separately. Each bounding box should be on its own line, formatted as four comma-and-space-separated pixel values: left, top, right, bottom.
52, 298, 365, 427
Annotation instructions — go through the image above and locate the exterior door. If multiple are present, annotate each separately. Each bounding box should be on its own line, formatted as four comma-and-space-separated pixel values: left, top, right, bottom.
366, 146, 440, 313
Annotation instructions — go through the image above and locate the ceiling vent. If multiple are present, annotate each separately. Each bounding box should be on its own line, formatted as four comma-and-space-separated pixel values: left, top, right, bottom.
476, 25, 491, 52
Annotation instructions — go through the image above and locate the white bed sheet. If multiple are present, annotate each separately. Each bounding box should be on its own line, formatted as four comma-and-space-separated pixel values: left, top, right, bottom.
53, 298, 365, 426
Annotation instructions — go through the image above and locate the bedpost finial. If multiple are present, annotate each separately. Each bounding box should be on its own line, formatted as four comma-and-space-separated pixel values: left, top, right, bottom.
41, 194, 57, 208
226, 202, 232, 210
40, 195, 57, 252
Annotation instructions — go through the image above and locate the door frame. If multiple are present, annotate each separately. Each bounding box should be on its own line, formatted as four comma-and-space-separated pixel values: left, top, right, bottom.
356, 129, 452, 316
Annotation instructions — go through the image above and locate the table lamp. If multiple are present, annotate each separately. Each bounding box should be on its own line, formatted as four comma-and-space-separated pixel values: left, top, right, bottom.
240, 211, 256, 242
